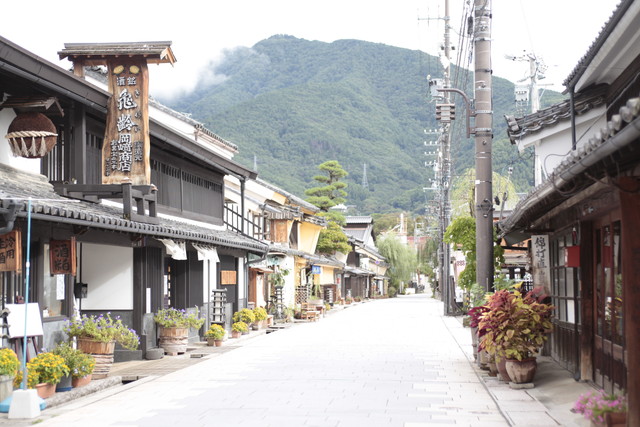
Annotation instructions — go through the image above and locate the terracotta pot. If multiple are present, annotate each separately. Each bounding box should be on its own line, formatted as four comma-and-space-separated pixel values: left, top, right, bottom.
214, 340, 223, 347
590, 411, 626, 427
35, 382, 56, 399
158, 327, 189, 355
505, 358, 537, 384
77, 338, 115, 379
72, 374, 92, 388
231, 330, 242, 339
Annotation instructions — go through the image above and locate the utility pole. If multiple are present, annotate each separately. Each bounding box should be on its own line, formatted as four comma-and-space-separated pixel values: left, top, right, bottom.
473, 0, 494, 292
440, 0, 454, 315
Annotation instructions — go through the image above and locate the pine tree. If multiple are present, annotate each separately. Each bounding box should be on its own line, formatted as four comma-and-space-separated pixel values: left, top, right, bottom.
304, 160, 348, 212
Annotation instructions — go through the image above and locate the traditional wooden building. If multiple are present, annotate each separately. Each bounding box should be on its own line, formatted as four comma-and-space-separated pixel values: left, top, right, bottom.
0, 37, 267, 359
343, 216, 388, 298
499, 1, 640, 422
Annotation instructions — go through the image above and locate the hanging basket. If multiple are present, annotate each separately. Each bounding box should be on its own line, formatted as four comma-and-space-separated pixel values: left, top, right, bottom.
5, 112, 58, 158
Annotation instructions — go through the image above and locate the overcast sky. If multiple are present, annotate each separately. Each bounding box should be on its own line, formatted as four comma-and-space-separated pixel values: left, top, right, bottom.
2, 0, 620, 99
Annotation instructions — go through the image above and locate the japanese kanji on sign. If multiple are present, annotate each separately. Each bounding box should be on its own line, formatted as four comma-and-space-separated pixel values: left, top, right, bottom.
103, 58, 150, 185
0, 230, 22, 272
50, 237, 77, 276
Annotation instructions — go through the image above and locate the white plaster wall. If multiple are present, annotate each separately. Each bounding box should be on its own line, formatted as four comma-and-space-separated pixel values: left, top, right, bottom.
237, 257, 245, 300
202, 258, 219, 302
81, 243, 133, 310
0, 109, 41, 174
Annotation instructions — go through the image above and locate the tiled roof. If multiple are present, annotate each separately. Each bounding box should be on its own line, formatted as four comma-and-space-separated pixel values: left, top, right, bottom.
499, 94, 640, 235
0, 164, 268, 253
504, 86, 607, 144
345, 216, 373, 224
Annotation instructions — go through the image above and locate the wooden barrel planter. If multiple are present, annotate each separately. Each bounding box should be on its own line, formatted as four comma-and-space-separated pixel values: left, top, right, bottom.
5, 112, 58, 158
77, 338, 116, 379
158, 327, 188, 355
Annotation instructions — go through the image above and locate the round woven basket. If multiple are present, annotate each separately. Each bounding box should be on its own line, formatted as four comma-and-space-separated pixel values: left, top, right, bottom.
5, 112, 58, 158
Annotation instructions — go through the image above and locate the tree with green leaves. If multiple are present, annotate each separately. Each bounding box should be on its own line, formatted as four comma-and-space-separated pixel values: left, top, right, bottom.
377, 233, 417, 295
305, 160, 348, 212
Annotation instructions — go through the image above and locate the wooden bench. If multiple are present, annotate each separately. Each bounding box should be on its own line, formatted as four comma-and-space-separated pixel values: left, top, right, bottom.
300, 303, 320, 321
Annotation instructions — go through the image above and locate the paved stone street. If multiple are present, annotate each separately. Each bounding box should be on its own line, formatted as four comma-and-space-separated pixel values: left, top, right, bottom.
31, 295, 505, 426
2, 295, 593, 426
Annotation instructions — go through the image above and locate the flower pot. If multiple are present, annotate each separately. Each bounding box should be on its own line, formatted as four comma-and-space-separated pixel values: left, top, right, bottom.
0, 375, 14, 402
251, 322, 261, 331
478, 349, 490, 370
505, 358, 537, 384
231, 330, 242, 339
72, 374, 92, 388
470, 327, 479, 360
214, 339, 223, 347
590, 412, 627, 427
488, 361, 498, 377
35, 382, 56, 399
56, 374, 73, 392
77, 338, 115, 379
158, 327, 189, 355
497, 357, 513, 383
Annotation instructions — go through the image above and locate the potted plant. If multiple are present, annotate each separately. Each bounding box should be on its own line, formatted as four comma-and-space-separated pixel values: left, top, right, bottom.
52, 342, 95, 388
0, 348, 19, 401
572, 390, 627, 426
204, 324, 226, 346
65, 313, 139, 378
231, 321, 248, 338
479, 286, 553, 383
232, 308, 256, 327
467, 305, 489, 362
20, 352, 70, 399
253, 306, 268, 329
154, 307, 205, 355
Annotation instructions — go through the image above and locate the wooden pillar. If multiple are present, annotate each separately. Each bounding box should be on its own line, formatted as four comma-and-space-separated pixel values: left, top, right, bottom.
619, 177, 640, 426
579, 221, 594, 382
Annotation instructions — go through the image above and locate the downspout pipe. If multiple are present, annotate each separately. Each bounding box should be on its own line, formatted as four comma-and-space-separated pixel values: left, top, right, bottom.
570, 87, 577, 151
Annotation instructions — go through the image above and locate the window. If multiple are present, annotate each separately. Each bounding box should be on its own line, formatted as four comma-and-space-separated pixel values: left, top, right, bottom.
42, 243, 65, 318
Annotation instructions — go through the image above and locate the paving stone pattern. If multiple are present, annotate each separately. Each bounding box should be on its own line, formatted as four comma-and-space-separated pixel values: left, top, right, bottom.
2, 295, 593, 426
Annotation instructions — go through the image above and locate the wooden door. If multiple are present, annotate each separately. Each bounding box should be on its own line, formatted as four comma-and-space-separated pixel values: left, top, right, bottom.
592, 213, 626, 392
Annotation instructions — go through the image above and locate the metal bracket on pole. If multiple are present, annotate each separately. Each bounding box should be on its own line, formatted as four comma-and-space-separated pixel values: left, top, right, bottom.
436, 88, 476, 138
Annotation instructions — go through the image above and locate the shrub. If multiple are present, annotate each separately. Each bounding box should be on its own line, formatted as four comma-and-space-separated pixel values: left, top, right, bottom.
232, 321, 248, 333
0, 348, 20, 377
204, 324, 226, 340
253, 307, 268, 322
154, 307, 205, 330
65, 313, 140, 350
52, 342, 95, 379
232, 308, 256, 325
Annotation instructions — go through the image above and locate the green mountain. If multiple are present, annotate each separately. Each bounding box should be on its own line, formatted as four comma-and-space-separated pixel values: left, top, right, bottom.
163, 35, 560, 215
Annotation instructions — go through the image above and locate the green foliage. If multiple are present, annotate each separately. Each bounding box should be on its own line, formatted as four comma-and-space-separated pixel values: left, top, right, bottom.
52, 342, 95, 379
305, 160, 348, 211
270, 268, 290, 287
232, 321, 249, 333
65, 313, 140, 350
377, 233, 417, 287
154, 308, 205, 330
163, 36, 542, 215
479, 286, 554, 361
233, 308, 256, 324
26, 352, 70, 385
0, 348, 19, 377
253, 306, 268, 321
316, 221, 351, 254
204, 324, 226, 340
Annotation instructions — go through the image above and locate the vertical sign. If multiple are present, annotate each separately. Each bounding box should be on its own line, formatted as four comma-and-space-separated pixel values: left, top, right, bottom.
531, 235, 551, 292
0, 230, 21, 272
50, 237, 77, 276
102, 58, 150, 185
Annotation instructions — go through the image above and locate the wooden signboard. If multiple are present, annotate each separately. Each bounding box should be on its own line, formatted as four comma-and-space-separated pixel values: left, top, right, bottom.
102, 58, 150, 185
0, 230, 21, 272
221, 270, 237, 285
50, 237, 76, 275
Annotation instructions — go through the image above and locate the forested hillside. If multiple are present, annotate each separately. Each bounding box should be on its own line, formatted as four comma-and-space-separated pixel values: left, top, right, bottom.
163, 35, 563, 215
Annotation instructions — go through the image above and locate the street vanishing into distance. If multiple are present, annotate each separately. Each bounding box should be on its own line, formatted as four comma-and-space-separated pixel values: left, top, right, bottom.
31, 295, 508, 427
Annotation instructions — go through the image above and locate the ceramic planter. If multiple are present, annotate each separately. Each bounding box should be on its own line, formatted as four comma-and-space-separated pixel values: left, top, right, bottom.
505, 358, 537, 384
158, 327, 189, 355
72, 374, 92, 388
35, 382, 56, 399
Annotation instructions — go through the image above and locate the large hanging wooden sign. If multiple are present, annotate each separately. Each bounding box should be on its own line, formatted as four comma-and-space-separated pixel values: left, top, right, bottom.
103, 59, 150, 185
0, 230, 21, 272
50, 237, 77, 276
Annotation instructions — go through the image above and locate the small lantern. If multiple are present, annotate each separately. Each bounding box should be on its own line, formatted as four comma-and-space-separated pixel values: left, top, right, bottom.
5, 112, 58, 158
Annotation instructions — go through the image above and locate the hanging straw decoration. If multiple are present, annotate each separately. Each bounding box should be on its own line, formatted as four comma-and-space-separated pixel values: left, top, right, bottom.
4, 112, 58, 158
